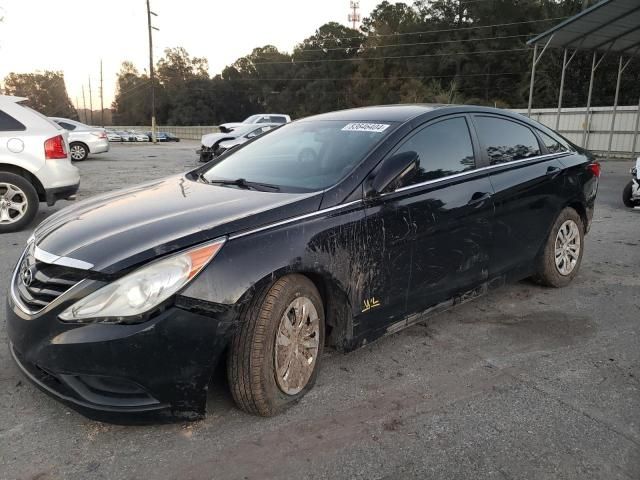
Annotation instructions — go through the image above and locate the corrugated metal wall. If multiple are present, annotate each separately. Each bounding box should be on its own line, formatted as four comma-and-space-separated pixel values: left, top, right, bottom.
512, 105, 640, 158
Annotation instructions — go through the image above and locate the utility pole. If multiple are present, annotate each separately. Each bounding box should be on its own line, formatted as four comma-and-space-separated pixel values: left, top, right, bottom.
146, 0, 158, 143
100, 60, 105, 127
75, 96, 80, 121
82, 85, 87, 124
348, 1, 360, 30
88, 76, 94, 125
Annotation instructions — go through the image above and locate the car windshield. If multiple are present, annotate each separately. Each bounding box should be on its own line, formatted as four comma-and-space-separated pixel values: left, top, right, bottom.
202, 120, 397, 192
243, 115, 262, 123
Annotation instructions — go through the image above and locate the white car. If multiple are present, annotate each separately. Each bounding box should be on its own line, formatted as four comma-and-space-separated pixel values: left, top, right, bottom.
49, 117, 109, 161
198, 123, 278, 162
219, 114, 291, 132
106, 131, 122, 142
0, 96, 80, 232
132, 132, 149, 142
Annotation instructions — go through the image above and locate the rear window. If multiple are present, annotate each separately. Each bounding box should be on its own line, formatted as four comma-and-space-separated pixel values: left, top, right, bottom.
0, 110, 26, 132
538, 131, 569, 154
57, 121, 77, 131
474, 116, 541, 165
25, 107, 63, 130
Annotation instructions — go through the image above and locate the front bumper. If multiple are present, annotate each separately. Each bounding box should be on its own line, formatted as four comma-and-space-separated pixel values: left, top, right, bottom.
6, 287, 236, 423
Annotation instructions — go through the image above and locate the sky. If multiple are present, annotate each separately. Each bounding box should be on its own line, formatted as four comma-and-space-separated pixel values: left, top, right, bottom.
0, 0, 408, 109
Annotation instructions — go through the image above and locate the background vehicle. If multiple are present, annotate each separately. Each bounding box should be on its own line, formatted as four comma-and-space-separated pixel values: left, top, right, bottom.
164, 132, 180, 142
7, 105, 598, 421
116, 130, 136, 142
133, 132, 149, 142
49, 117, 109, 161
106, 130, 122, 142
219, 113, 291, 131
198, 123, 277, 162
622, 157, 640, 208
145, 131, 168, 142
0, 96, 80, 232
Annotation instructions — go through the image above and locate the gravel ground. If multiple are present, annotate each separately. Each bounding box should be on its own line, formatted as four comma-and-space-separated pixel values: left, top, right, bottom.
1, 142, 639, 480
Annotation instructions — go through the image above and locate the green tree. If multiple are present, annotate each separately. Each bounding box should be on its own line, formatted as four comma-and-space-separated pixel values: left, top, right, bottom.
111, 62, 150, 125
3, 71, 77, 118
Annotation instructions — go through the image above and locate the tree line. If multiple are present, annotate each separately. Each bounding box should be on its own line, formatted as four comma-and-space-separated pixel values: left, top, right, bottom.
2, 1, 639, 125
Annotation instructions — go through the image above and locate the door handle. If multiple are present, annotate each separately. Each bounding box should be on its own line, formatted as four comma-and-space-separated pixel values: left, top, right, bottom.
468, 192, 491, 207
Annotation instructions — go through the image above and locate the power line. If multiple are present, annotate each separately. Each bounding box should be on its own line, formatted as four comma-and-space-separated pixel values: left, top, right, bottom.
253, 47, 529, 65
227, 71, 529, 82
294, 33, 531, 54
298, 17, 567, 43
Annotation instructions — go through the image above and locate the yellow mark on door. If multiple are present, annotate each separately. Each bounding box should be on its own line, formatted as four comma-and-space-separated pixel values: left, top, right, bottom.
362, 297, 381, 313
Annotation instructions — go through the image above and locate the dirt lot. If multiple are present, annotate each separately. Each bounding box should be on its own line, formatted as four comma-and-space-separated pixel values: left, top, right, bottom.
1, 142, 639, 480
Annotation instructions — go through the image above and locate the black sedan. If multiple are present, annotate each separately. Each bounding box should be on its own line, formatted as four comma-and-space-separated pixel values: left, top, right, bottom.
7, 105, 599, 422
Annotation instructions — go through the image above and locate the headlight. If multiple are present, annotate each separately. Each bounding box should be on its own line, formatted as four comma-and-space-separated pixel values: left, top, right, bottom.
59, 238, 225, 323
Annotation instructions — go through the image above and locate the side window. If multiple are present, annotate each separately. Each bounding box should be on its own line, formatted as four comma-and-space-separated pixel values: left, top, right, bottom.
0, 110, 26, 132
474, 116, 540, 165
395, 117, 475, 185
538, 130, 569, 154
57, 121, 76, 131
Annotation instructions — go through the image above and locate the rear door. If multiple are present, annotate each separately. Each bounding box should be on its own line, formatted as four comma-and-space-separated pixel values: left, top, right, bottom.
471, 114, 567, 278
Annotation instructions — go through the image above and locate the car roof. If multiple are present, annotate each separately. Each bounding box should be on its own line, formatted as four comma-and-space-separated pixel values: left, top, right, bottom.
302, 104, 447, 123
0, 95, 28, 105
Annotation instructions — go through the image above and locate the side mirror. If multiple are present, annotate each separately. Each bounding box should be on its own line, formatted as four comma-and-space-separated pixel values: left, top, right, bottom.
364, 151, 419, 198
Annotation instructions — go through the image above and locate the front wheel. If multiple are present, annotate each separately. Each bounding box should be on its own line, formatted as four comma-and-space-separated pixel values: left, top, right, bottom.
227, 274, 325, 416
533, 207, 584, 288
622, 181, 638, 208
0, 173, 39, 233
69, 142, 89, 161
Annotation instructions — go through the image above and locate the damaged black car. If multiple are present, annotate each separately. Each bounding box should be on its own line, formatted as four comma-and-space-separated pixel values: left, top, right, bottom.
7, 105, 599, 422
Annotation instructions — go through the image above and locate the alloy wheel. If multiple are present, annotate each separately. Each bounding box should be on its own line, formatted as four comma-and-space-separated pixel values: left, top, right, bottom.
0, 182, 28, 225
70, 144, 86, 161
554, 219, 581, 276
274, 296, 320, 395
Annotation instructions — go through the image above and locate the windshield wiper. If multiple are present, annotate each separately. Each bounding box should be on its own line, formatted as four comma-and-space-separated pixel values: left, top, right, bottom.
203, 177, 280, 192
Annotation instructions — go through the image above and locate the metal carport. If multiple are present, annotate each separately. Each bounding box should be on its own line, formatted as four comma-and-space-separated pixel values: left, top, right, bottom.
526, 0, 640, 158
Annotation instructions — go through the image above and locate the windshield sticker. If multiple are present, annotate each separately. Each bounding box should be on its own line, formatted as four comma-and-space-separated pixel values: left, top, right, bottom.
342, 123, 390, 133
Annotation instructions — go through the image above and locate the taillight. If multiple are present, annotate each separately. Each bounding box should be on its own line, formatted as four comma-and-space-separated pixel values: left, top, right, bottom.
587, 162, 601, 178
44, 135, 67, 159
91, 131, 107, 139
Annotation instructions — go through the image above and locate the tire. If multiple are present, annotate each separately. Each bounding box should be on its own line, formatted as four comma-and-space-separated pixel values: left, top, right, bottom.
533, 207, 584, 288
0, 172, 39, 233
622, 181, 637, 208
227, 274, 325, 416
69, 142, 89, 161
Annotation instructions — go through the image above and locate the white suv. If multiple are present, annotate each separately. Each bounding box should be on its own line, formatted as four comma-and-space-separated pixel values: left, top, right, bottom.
0, 96, 80, 233
49, 117, 109, 161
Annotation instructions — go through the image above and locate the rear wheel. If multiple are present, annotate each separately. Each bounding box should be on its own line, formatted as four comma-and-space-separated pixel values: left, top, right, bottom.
533, 207, 584, 288
227, 274, 324, 416
622, 181, 637, 208
69, 142, 89, 161
0, 173, 39, 233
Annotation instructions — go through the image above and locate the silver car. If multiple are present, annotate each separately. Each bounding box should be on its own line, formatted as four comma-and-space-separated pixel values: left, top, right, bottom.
219, 114, 291, 132
198, 124, 279, 162
1, 96, 80, 232
49, 117, 110, 161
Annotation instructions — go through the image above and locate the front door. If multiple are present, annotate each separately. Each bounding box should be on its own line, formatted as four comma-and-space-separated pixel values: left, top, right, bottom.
390, 116, 493, 314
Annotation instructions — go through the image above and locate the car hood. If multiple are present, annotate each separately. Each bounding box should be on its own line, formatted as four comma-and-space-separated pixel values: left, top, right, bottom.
201, 132, 239, 147
33, 174, 321, 274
